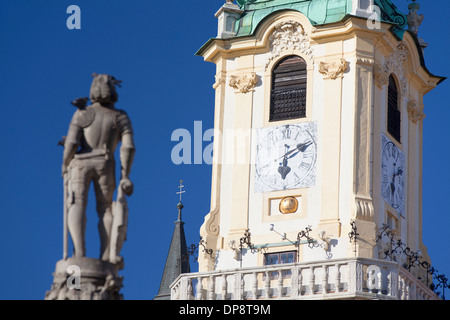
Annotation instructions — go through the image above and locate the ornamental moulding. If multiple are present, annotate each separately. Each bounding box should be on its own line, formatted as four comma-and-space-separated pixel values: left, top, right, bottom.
229, 73, 258, 93
407, 99, 425, 124
356, 57, 375, 66
213, 71, 227, 90
373, 42, 409, 96
355, 195, 374, 220
318, 59, 349, 80
265, 20, 313, 69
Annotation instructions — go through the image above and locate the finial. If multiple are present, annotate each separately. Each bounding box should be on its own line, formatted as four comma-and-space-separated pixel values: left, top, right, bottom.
176, 179, 185, 203
176, 180, 185, 220
407, 0, 424, 36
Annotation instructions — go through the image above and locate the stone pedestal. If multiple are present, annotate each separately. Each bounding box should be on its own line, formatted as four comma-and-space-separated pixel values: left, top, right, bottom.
45, 257, 123, 300
215, 2, 243, 39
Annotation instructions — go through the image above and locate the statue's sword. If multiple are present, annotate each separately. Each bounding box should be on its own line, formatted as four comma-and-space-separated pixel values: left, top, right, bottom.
59, 135, 69, 261
63, 173, 69, 260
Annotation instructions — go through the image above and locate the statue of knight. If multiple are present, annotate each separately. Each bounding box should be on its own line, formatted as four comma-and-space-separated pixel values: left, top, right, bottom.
62, 73, 135, 264
46, 74, 135, 300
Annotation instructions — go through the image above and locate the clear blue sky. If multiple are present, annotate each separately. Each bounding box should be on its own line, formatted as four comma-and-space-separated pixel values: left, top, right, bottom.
0, 0, 448, 300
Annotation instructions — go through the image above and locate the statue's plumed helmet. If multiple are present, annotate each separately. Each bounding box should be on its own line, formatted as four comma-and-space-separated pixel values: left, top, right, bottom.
89, 73, 122, 104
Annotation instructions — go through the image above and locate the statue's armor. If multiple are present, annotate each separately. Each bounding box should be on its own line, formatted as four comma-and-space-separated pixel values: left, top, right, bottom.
66, 103, 133, 157
65, 102, 133, 212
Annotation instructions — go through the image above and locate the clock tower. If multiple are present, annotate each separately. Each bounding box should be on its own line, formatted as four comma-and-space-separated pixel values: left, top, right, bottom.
174, 0, 445, 300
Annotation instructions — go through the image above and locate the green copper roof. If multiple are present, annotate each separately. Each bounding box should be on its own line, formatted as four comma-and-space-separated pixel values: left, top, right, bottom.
374, 0, 407, 35
233, 0, 407, 38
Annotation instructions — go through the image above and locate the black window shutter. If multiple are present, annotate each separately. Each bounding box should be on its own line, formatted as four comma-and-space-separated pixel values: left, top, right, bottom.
270, 56, 307, 122
387, 75, 401, 142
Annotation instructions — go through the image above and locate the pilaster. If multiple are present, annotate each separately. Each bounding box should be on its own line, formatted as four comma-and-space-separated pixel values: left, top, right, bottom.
228, 57, 256, 237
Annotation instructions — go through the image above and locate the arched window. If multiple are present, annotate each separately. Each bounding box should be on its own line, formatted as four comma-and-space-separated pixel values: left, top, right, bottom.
270, 55, 307, 122
387, 75, 401, 142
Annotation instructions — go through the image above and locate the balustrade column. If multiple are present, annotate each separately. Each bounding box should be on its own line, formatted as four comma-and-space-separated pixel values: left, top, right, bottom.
234, 272, 243, 300
252, 272, 258, 300
405, 280, 411, 300
391, 268, 398, 298
264, 271, 270, 299
180, 277, 188, 300
196, 276, 203, 300
221, 274, 227, 300
291, 267, 299, 298
208, 275, 215, 300
387, 271, 392, 297
240, 273, 245, 299
321, 265, 328, 295
298, 268, 303, 297
335, 264, 341, 293
171, 284, 179, 300
348, 260, 356, 295
309, 267, 315, 295
277, 270, 283, 298
187, 278, 193, 300
399, 277, 405, 300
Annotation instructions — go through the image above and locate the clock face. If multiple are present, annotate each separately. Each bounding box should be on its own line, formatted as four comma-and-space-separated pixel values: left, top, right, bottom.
255, 123, 317, 193
381, 134, 406, 216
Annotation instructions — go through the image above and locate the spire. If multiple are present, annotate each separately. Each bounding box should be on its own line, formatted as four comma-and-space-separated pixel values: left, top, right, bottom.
154, 180, 191, 300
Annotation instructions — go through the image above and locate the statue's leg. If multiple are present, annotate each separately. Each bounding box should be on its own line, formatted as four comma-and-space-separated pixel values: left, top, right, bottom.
67, 160, 90, 258
94, 159, 116, 261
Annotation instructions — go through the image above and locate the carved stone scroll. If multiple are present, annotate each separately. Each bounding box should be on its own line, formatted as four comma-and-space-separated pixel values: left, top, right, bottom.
407, 99, 425, 124
266, 20, 313, 69
355, 196, 374, 220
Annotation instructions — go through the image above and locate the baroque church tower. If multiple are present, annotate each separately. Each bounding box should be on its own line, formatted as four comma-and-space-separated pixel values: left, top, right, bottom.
171, 0, 445, 300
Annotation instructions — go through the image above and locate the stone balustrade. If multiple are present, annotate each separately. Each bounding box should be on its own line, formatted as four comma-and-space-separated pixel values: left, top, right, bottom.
170, 258, 439, 300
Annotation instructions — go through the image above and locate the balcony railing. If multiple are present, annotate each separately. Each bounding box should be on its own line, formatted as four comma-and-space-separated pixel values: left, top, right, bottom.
170, 257, 439, 300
